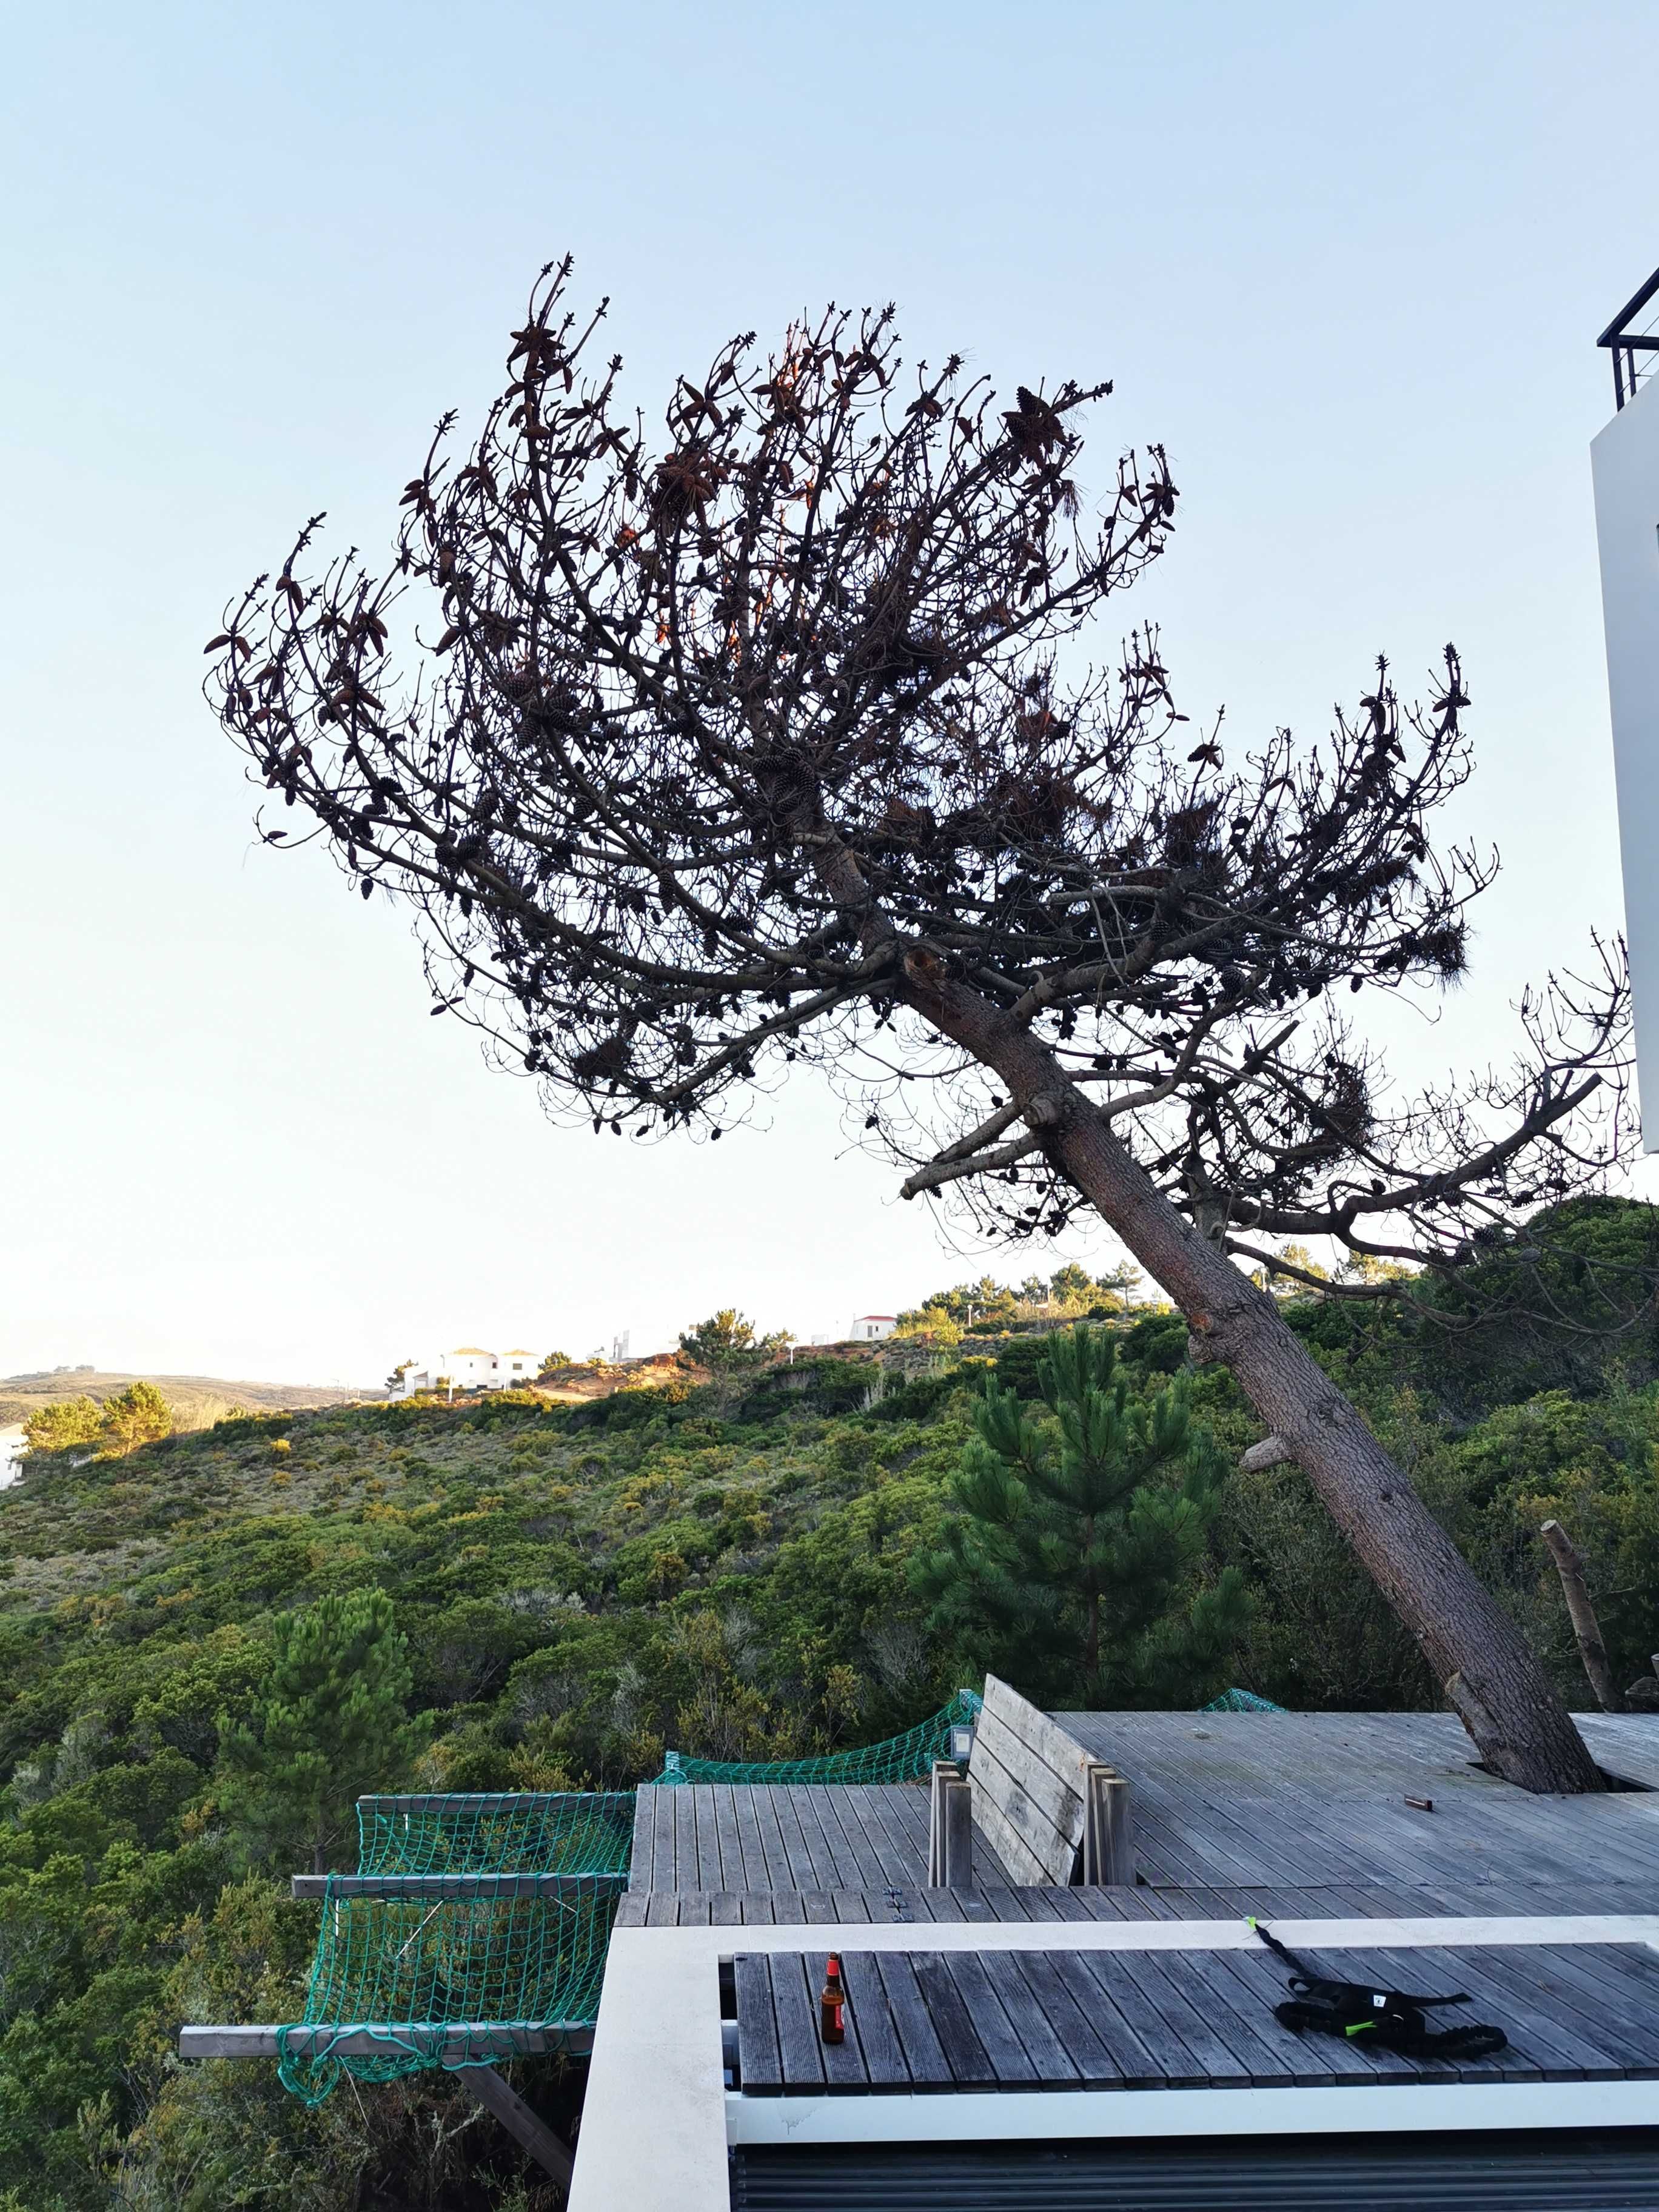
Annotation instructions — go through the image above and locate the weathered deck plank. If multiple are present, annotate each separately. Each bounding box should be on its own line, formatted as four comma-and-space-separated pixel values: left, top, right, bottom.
838, 1949, 910, 2086
868, 1952, 951, 2083
628, 1791, 654, 1888
734, 1952, 780, 2092
732, 1944, 1659, 2095
1002, 1948, 1128, 2084
630, 1714, 1659, 1919
963, 1949, 1079, 2088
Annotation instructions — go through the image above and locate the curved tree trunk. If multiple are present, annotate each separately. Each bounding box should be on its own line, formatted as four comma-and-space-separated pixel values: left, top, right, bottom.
903, 959, 1604, 1795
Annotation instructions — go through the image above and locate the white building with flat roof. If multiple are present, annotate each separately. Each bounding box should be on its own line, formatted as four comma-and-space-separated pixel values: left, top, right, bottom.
391, 1347, 538, 1397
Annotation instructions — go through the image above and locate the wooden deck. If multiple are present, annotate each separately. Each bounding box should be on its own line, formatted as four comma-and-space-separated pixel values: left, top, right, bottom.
732, 1942, 1659, 2094
1055, 1710, 1659, 1899
620, 1712, 1659, 1925
625, 1781, 1019, 1899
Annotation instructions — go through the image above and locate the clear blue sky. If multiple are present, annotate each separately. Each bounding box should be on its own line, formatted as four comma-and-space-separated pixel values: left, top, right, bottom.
3, 1, 1656, 1385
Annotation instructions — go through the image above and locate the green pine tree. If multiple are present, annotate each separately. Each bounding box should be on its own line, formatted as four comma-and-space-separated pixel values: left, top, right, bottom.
216, 1587, 427, 1872
22, 1393, 105, 1453
914, 1322, 1252, 1707
98, 1379, 174, 1456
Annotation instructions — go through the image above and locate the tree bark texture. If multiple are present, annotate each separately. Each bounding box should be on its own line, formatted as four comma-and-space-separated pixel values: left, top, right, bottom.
902, 957, 1604, 1795
1540, 1519, 1624, 1714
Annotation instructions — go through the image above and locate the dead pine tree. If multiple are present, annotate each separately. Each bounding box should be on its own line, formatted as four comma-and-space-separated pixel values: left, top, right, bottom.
209, 260, 1638, 1791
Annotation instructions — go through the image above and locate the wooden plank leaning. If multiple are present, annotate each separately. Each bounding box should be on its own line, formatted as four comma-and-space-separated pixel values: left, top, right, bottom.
970, 1675, 1099, 1886
468, 2064, 574, 2185
971, 1721, 1079, 1885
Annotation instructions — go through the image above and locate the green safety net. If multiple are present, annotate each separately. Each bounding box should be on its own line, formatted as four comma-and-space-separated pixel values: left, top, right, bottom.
276, 1875, 622, 2105
357, 1790, 635, 1878
276, 1695, 987, 2103
652, 1687, 984, 1786
1202, 1687, 1287, 1712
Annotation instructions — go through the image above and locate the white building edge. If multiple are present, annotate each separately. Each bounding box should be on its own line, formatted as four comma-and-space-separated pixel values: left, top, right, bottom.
1592, 260, 1659, 1150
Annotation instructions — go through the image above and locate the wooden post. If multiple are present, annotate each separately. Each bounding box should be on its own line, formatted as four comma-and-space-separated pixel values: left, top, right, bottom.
177, 2024, 589, 2061
928, 1759, 964, 1885
1079, 1760, 1104, 1882
468, 2063, 573, 2185
1541, 1518, 1625, 1714
1082, 1762, 1134, 1885
941, 1773, 973, 1890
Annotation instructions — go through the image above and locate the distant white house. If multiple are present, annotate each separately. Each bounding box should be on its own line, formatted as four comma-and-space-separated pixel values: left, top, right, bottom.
391, 1347, 538, 1398
849, 1314, 896, 1342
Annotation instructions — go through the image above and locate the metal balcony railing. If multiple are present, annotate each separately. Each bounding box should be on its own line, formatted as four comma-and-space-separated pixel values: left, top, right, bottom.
1599, 263, 1659, 409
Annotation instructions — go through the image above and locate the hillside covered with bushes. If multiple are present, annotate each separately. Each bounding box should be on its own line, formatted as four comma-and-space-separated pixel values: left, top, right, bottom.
4, 1199, 1659, 2208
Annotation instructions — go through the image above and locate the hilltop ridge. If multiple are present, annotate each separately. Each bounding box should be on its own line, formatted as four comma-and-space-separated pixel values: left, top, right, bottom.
0, 1367, 382, 1432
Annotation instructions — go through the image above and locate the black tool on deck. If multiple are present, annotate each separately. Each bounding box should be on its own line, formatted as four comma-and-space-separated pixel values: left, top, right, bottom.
1251, 1920, 1509, 2062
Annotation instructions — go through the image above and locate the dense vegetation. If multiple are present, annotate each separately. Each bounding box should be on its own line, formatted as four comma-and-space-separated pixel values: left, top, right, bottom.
3, 1199, 1658, 2208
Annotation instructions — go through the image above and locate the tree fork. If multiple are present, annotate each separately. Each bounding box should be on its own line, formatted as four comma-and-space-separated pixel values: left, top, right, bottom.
903, 955, 1604, 1795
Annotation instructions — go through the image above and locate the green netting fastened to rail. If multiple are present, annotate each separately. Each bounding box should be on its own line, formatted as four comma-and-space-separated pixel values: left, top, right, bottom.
356, 1790, 635, 1877
652, 1687, 984, 1786
277, 1695, 987, 2105
1202, 1686, 1287, 1712
276, 1876, 622, 2105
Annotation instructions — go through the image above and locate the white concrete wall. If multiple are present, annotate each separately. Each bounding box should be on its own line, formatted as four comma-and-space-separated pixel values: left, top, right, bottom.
1592, 374, 1659, 1148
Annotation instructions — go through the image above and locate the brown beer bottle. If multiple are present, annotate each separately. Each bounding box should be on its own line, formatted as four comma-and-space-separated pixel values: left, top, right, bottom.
819, 1953, 846, 2045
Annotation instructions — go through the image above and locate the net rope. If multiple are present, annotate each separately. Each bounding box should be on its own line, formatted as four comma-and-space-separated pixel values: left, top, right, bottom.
357, 1790, 635, 1877
275, 1876, 622, 2105
1202, 1686, 1287, 1712
652, 1687, 984, 1786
